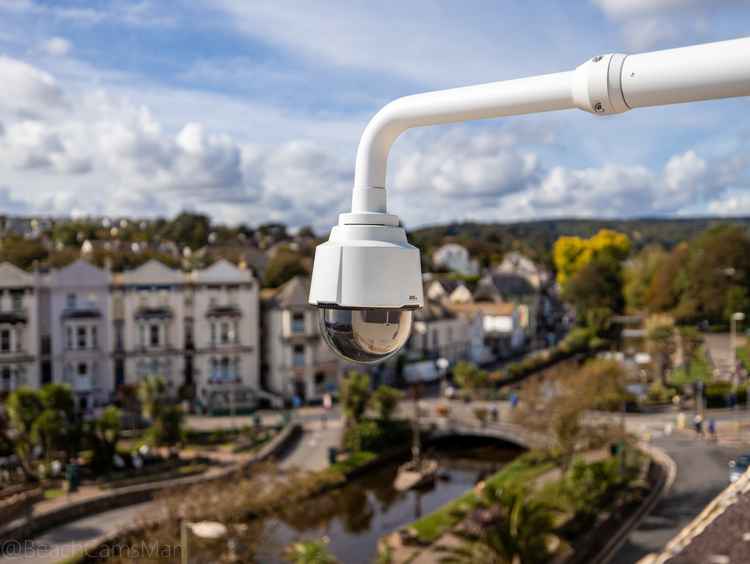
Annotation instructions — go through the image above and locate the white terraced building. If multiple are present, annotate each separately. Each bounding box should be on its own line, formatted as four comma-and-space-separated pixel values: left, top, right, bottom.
40, 259, 113, 409
110, 259, 260, 411
0, 262, 40, 394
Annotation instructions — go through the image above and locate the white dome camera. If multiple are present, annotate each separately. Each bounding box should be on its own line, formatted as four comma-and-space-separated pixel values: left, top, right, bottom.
310, 36, 750, 363
309, 209, 423, 364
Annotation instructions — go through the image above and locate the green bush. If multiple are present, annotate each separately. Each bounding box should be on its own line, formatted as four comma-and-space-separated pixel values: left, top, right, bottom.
704, 382, 747, 408
342, 419, 410, 453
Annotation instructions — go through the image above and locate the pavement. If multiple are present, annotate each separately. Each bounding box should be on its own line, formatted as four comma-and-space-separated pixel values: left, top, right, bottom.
0, 502, 157, 564
0, 414, 341, 564
703, 333, 735, 381
611, 430, 745, 563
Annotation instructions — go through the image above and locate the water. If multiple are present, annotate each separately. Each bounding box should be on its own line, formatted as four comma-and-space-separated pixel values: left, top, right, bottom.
255, 437, 523, 563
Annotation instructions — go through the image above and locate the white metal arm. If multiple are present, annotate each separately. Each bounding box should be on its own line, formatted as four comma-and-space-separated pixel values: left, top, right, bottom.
352, 37, 750, 214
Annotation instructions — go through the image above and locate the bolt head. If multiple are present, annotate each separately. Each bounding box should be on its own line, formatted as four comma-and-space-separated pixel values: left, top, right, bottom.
592, 55, 603, 62
594, 102, 605, 113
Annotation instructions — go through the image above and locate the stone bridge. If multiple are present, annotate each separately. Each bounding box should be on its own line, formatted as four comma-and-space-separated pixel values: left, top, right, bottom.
419, 417, 549, 450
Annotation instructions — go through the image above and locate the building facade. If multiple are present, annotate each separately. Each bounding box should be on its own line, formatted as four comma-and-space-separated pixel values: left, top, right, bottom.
110, 259, 260, 409
431, 244, 480, 277
0, 263, 39, 394
261, 276, 340, 401
42, 260, 113, 409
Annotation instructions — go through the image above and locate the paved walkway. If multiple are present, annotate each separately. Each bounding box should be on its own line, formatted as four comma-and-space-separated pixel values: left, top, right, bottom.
0, 502, 157, 564
0, 418, 340, 564
611, 434, 742, 564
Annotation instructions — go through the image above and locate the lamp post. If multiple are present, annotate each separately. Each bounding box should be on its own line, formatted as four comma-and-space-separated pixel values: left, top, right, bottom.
731, 312, 746, 415
180, 520, 228, 564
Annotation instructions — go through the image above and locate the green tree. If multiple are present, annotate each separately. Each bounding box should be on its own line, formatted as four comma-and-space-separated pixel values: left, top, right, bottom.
263, 248, 308, 288
370, 386, 403, 422
679, 327, 703, 380
148, 405, 184, 448
89, 406, 122, 473
5, 388, 43, 481
285, 539, 338, 564
138, 375, 167, 421
439, 484, 559, 564
648, 325, 675, 385
340, 371, 371, 425
623, 245, 668, 312
452, 361, 489, 398
563, 254, 624, 333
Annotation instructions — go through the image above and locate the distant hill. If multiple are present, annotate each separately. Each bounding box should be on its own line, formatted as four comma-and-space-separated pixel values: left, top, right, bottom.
409, 217, 750, 268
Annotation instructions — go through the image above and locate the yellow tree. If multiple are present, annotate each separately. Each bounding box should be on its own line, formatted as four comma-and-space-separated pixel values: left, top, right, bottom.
553, 229, 631, 290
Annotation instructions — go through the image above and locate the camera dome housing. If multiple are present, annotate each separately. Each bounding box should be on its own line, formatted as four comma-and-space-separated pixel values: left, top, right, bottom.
309, 212, 423, 364
318, 307, 413, 364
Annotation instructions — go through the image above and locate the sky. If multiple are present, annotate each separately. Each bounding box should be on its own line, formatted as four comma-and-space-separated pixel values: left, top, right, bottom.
0, 0, 749, 231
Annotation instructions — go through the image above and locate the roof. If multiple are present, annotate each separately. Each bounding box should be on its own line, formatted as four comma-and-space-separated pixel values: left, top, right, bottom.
474, 272, 536, 300
446, 302, 516, 317
192, 259, 253, 283
0, 262, 34, 288
414, 300, 455, 322
262, 275, 310, 308
117, 259, 184, 286
49, 259, 109, 288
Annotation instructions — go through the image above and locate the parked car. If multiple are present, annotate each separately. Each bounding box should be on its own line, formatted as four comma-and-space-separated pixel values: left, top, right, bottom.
729, 454, 750, 483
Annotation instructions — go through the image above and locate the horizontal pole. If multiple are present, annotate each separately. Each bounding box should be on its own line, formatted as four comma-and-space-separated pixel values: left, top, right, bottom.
622, 37, 750, 109
352, 36, 750, 214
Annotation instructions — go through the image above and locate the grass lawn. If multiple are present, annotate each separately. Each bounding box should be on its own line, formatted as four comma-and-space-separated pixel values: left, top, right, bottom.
670, 347, 712, 386
44, 488, 65, 500
738, 346, 750, 372
409, 454, 556, 544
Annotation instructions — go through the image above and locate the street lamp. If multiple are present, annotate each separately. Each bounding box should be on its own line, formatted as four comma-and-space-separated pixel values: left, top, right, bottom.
309, 37, 750, 364
181, 520, 228, 564
732, 311, 746, 408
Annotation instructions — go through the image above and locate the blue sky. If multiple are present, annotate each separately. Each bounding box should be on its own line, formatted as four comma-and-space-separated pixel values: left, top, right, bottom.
0, 0, 748, 230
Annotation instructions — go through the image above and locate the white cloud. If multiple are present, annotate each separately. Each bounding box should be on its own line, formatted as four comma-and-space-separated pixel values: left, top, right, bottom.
0, 56, 66, 117
592, 0, 747, 49
41, 36, 72, 57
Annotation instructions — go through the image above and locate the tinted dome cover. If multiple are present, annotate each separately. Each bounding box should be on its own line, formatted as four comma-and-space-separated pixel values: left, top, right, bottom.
318, 308, 412, 364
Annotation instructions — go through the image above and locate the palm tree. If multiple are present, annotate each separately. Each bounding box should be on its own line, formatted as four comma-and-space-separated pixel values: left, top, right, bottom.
284, 538, 338, 564
138, 375, 166, 421
439, 485, 559, 564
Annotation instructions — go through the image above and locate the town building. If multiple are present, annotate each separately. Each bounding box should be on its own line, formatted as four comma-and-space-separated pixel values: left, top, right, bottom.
447, 302, 525, 358
495, 252, 548, 289
0, 263, 40, 394
260, 276, 340, 401
41, 259, 113, 409
424, 278, 473, 304
431, 243, 480, 277
110, 259, 260, 410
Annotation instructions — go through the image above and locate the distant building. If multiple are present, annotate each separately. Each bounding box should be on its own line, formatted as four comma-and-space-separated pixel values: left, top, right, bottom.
261, 276, 340, 401
0, 263, 40, 394
424, 278, 473, 304
432, 244, 480, 277
406, 300, 476, 363
110, 259, 260, 410
495, 252, 548, 289
447, 302, 525, 358
40, 259, 113, 409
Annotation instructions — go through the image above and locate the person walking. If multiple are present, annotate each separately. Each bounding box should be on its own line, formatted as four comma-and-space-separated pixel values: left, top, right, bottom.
693, 413, 704, 438
708, 417, 717, 442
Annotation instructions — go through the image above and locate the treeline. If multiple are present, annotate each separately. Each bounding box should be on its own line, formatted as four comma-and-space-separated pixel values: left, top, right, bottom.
410, 217, 750, 271
624, 224, 750, 325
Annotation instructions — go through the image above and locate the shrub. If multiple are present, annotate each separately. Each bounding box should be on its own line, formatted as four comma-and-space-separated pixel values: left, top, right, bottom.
342, 419, 410, 453
369, 386, 403, 422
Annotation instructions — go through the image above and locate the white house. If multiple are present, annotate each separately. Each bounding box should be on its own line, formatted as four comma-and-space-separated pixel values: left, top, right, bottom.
447, 302, 525, 358
0, 263, 39, 394
406, 300, 476, 363
261, 276, 340, 402
111, 259, 260, 410
432, 244, 479, 277
496, 252, 548, 289
42, 259, 113, 409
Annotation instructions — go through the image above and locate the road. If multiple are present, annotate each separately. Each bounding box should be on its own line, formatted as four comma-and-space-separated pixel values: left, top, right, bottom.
611, 431, 743, 563
0, 502, 155, 564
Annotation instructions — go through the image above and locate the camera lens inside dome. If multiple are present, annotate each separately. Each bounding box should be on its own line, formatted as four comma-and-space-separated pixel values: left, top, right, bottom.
318, 307, 413, 364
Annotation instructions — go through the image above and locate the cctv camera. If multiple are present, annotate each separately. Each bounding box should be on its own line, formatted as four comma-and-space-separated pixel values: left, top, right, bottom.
309, 211, 423, 364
